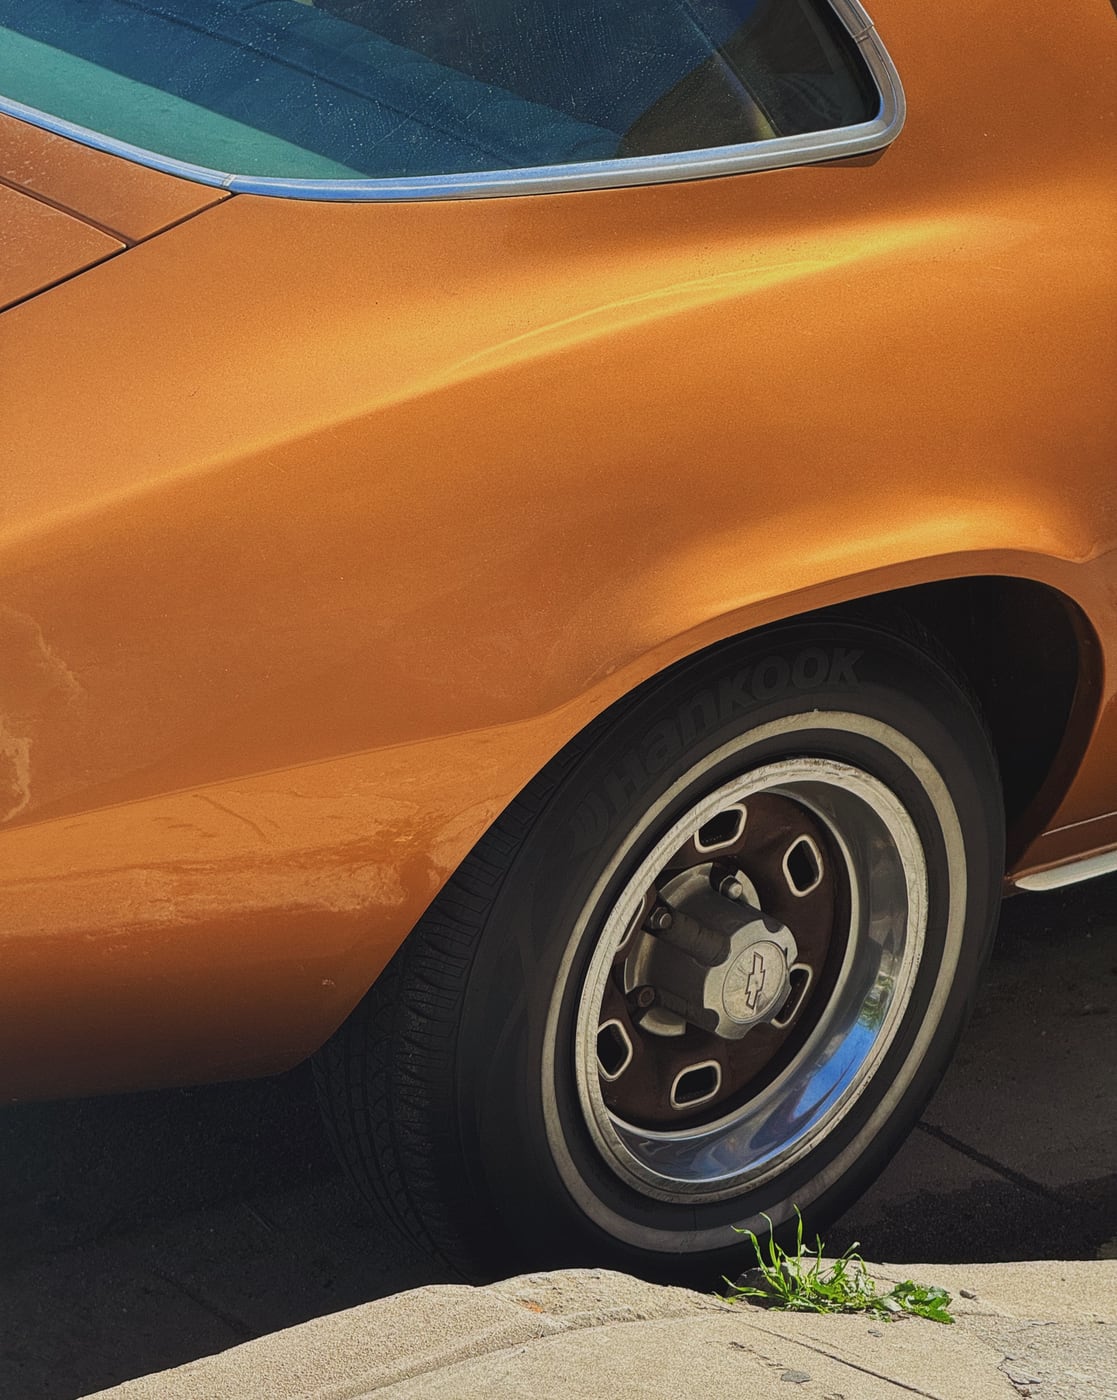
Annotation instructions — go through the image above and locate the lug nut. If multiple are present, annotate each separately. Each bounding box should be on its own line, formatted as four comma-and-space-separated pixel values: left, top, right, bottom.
719, 876, 745, 901
646, 907, 674, 932
628, 985, 656, 1010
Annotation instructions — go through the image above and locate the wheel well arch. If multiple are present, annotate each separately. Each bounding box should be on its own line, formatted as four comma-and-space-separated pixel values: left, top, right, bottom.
813, 576, 1101, 866
559, 573, 1098, 874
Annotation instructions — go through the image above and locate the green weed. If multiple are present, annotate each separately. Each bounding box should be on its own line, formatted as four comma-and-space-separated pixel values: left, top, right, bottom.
723, 1209, 954, 1325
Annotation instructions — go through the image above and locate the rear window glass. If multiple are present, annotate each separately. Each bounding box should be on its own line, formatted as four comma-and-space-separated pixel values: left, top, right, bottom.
0, 1, 879, 182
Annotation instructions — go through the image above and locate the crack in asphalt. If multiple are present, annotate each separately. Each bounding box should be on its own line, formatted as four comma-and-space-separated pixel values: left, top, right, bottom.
915, 1123, 1073, 1206
742, 1319, 949, 1399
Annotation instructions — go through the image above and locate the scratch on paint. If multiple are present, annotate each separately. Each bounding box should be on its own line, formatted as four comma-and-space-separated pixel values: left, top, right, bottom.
0, 722, 31, 822
194, 792, 272, 844
0, 607, 84, 823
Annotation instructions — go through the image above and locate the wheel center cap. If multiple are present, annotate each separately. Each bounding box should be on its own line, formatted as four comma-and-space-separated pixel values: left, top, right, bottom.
723, 940, 789, 1023
637, 865, 799, 1039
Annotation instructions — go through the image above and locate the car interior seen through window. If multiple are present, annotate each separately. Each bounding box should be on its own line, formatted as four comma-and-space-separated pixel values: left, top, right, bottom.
0, 0, 880, 180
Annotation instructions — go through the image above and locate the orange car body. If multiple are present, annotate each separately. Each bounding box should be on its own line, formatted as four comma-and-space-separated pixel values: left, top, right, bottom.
1, 0, 1114, 1100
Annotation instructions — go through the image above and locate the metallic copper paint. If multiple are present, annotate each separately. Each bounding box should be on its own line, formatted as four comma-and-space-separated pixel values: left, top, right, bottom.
0, 2, 1113, 1097
0, 112, 228, 243
0, 181, 123, 310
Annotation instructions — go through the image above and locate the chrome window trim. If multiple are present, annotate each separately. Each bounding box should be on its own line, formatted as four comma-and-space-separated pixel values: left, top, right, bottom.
0, 0, 904, 201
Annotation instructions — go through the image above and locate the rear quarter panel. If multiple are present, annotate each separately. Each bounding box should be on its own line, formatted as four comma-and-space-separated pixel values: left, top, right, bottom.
1, 0, 1114, 1095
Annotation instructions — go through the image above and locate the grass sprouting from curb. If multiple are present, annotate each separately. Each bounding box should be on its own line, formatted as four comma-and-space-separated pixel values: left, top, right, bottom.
722, 1209, 954, 1324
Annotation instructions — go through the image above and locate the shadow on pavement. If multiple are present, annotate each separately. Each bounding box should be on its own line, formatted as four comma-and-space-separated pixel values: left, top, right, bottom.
1, 878, 1113, 1399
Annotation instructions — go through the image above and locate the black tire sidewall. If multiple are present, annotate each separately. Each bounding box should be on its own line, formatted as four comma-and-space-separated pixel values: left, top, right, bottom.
454, 621, 1002, 1277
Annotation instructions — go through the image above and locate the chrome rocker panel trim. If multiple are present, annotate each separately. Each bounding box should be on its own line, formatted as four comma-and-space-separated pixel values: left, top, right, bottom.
1015, 847, 1117, 893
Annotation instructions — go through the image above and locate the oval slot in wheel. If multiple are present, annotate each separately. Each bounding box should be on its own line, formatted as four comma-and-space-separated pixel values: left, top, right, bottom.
783, 834, 824, 896
694, 804, 748, 854
669, 1060, 722, 1110
596, 1019, 634, 1082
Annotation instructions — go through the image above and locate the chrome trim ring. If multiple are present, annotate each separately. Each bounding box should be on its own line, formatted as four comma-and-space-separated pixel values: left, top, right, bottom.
542, 713, 966, 1249
0, 0, 905, 202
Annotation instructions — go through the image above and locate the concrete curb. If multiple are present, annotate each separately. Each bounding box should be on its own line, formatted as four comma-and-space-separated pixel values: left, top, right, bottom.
84, 1261, 1117, 1400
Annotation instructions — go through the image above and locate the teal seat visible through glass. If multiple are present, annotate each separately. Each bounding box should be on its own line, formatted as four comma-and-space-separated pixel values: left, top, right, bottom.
0, 0, 621, 177
0, 0, 878, 182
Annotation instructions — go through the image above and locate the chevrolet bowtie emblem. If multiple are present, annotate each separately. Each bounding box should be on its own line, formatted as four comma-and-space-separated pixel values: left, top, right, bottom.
744, 949, 767, 1013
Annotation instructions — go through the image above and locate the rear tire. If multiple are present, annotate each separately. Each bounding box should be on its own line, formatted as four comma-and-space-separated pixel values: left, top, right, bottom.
315, 616, 1003, 1281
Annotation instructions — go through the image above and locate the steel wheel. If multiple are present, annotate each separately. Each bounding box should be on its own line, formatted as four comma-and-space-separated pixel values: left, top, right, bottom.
572, 755, 926, 1201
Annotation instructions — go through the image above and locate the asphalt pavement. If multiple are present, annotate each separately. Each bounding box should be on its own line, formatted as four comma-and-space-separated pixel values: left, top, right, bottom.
1, 876, 1114, 1400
